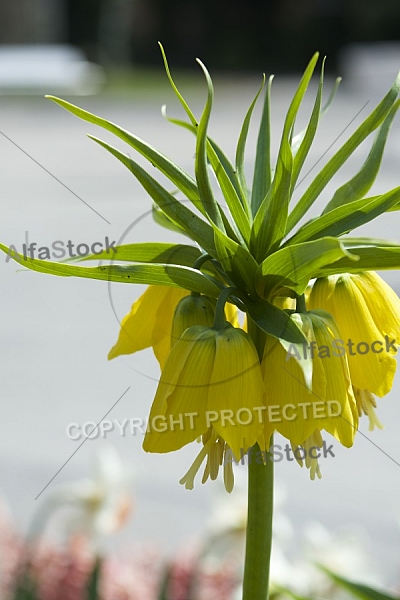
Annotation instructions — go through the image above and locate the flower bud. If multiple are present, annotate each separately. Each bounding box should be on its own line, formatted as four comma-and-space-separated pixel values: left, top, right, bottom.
171, 294, 215, 346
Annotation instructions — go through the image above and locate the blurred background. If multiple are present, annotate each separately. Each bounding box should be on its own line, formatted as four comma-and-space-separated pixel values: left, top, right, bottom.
2, 0, 400, 70
1, 1, 400, 599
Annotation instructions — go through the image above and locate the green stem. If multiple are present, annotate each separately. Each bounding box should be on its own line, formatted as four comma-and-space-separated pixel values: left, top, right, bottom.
296, 293, 307, 313
213, 286, 249, 329
242, 318, 274, 600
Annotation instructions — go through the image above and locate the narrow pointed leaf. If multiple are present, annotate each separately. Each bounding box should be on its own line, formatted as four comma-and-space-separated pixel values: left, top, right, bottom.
315, 245, 400, 275
291, 75, 341, 155
1, 245, 223, 296
252, 53, 319, 260
322, 100, 400, 214
214, 228, 259, 296
287, 71, 400, 231
255, 237, 357, 297
319, 567, 400, 600
152, 204, 188, 236
251, 75, 274, 215
162, 107, 250, 243
286, 187, 400, 245
194, 59, 225, 229
88, 135, 217, 256
341, 236, 400, 247
79, 242, 201, 265
46, 96, 206, 217
158, 43, 197, 126
291, 58, 325, 189
235, 76, 265, 209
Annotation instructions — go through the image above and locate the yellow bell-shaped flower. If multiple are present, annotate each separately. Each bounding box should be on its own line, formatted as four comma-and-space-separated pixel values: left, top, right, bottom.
262, 310, 358, 449
108, 285, 188, 368
143, 323, 265, 461
308, 272, 399, 397
108, 286, 240, 369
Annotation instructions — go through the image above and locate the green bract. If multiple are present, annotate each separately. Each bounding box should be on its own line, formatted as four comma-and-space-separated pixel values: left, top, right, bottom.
3, 44, 400, 347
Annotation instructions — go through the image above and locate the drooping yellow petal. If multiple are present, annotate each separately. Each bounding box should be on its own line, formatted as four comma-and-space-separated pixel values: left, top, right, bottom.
108, 285, 188, 362
262, 328, 326, 446
262, 311, 357, 448
207, 327, 264, 459
309, 311, 357, 448
224, 301, 240, 327
152, 334, 172, 371
143, 326, 215, 453
352, 272, 400, 342
309, 276, 397, 397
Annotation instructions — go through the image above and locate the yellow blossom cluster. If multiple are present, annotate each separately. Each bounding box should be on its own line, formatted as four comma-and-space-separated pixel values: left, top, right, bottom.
109, 271, 400, 490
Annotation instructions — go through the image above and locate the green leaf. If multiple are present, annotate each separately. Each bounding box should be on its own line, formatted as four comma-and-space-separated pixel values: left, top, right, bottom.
235, 76, 265, 210
13, 572, 39, 600
291, 75, 342, 155
286, 186, 400, 245
322, 100, 400, 214
251, 75, 274, 215
287, 71, 400, 232
162, 105, 245, 206
247, 303, 307, 344
89, 135, 217, 256
46, 95, 206, 217
86, 557, 102, 600
291, 58, 325, 190
272, 586, 314, 600
256, 237, 357, 297
152, 204, 188, 236
341, 236, 400, 247
158, 43, 197, 126
320, 76, 342, 117
252, 53, 319, 260
315, 245, 400, 276
214, 228, 259, 296
79, 242, 201, 265
161, 108, 250, 243
319, 567, 400, 600
1, 244, 223, 296
194, 59, 226, 229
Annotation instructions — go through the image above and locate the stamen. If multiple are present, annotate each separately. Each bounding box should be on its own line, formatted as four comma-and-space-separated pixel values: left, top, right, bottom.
223, 457, 234, 493
304, 430, 323, 480
180, 430, 217, 490
354, 387, 384, 431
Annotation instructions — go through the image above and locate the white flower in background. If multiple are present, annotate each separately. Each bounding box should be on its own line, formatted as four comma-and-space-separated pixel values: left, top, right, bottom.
30, 443, 133, 547
220, 484, 383, 600
281, 521, 382, 598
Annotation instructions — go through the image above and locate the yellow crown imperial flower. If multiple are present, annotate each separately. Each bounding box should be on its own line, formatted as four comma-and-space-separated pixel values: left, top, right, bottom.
308, 272, 400, 399
108, 285, 188, 368
143, 320, 265, 475
108, 285, 240, 369
262, 310, 358, 475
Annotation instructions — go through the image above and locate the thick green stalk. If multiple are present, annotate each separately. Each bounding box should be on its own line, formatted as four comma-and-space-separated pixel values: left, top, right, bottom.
242, 319, 274, 600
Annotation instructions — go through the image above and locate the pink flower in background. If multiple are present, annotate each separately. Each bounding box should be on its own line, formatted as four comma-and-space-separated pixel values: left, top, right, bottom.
0, 498, 22, 600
